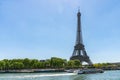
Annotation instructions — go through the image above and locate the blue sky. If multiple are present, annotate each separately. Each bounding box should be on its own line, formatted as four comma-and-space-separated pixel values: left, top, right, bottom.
0, 0, 120, 63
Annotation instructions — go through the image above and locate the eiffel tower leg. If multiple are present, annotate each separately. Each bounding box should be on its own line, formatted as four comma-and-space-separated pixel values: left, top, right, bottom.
87, 60, 93, 66
84, 57, 93, 66
72, 49, 76, 56
78, 50, 81, 55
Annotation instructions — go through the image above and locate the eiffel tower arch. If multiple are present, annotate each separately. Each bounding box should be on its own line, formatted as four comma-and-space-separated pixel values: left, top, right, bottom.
70, 10, 92, 65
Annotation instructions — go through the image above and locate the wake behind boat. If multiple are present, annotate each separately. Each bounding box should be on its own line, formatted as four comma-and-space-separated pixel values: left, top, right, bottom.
66, 69, 104, 74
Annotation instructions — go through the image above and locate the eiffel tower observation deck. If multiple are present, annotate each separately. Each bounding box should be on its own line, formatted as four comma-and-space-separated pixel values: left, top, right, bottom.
70, 10, 92, 65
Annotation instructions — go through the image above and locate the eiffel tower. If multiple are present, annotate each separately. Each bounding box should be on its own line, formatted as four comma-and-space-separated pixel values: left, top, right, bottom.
70, 10, 92, 65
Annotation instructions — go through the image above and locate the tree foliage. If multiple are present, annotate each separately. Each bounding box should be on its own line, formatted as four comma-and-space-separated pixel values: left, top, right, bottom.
67, 60, 81, 68
0, 57, 82, 70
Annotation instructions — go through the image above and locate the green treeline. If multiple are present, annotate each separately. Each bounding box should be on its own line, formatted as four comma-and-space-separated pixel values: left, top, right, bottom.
0, 57, 119, 70
93, 63, 120, 70
0, 57, 82, 70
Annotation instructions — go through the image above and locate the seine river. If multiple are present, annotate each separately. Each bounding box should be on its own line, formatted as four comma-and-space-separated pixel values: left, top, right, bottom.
0, 70, 120, 80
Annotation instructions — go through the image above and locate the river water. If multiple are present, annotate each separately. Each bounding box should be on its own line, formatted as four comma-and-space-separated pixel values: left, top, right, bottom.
0, 70, 120, 80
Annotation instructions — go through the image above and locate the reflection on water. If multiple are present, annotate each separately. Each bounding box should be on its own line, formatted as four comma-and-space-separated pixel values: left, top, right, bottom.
73, 70, 120, 80
0, 70, 120, 80
73, 75, 87, 80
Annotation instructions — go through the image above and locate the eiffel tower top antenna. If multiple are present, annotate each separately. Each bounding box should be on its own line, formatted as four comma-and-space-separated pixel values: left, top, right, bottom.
78, 7, 80, 12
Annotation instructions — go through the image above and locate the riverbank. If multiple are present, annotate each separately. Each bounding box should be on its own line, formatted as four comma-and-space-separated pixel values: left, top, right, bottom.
0, 69, 65, 73
1, 68, 120, 73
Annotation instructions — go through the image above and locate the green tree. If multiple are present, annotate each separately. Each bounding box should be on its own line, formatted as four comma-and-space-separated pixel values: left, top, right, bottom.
10, 62, 24, 69
74, 60, 81, 68
67, 60, 81, 68
30, 59, 39, 69
3, 59, 10, 70
45, 59, 51, 68
51, 57, 65, 68
0, 61, 5, 70
23, 58, 31, 69
67, 60, 75, 68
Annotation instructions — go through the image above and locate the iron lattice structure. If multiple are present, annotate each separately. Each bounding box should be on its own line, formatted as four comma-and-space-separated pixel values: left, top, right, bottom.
70, 11, 92, 65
